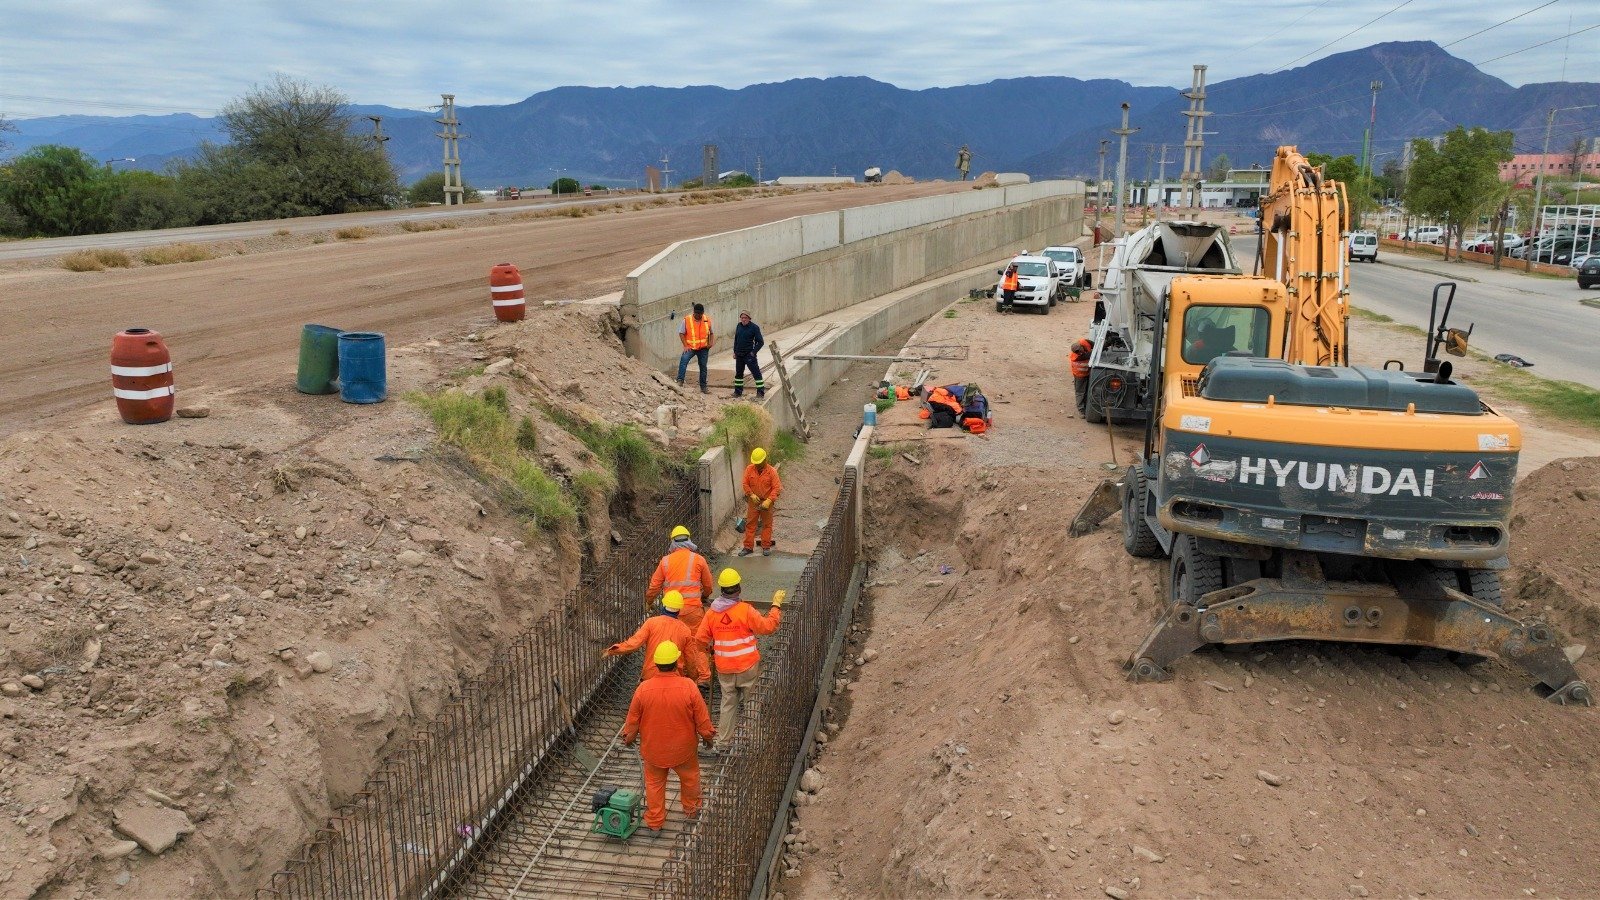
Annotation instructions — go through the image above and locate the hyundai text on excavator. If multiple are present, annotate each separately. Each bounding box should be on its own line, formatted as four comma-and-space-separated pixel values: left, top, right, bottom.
1083, 146, 1589, 703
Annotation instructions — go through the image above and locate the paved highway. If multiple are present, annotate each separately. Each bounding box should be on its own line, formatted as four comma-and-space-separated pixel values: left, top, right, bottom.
1231, 234, 1600, 389
0, 193, 641, 262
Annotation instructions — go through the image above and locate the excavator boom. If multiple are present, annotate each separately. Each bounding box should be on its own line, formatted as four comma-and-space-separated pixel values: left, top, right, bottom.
1259, 146, 1349, 368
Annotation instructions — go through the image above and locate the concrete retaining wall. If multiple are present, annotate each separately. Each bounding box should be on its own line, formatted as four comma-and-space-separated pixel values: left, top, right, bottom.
624, 181, 1085, 371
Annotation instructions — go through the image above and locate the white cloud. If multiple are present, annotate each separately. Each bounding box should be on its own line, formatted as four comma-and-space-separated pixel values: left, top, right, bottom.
0, 0, 1594, 117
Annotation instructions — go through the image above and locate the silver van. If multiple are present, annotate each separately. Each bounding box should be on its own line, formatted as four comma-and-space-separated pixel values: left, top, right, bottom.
1348, 231, 1379, 263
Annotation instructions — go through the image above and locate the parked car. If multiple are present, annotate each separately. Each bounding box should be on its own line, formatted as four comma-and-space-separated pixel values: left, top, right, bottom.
994, 254, 1062, 314
1040, 245, 1090, 287
1571, 253, 1596, 273
1463, 233, 1524, 254
1578, 256, 1600, 289
1404, 226, 1443, 244
1525, 239, 1579, 266
1348, 231, 1379, 262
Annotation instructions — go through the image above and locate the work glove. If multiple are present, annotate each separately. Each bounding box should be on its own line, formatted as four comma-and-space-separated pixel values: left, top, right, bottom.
602, 644, 621, 658
771, 589, 786, 609
747, 493, 760, 504
761, 498, 773, 510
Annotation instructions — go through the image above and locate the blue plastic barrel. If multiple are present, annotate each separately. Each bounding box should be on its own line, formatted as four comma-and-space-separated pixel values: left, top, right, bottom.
337, 332, 387, 404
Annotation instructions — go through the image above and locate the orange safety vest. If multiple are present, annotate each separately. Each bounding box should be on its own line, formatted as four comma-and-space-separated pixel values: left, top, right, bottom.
698, 601, 781, 675
1070, 338, 1093, 378
658, 547, 709, 605
928, 386, 962, 416
683, 315, 711, 350
1002, 269, 1019, 292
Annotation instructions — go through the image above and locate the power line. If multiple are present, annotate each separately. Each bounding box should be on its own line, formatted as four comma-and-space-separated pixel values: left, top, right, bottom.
1442, 1, 1561, 48
1272, 0, 1419, 72
1210, 78, 1366, 118
1474, 21, 1600, 65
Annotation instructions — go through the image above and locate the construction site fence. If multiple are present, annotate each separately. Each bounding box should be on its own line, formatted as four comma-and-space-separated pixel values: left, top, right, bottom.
259, 472, 701, 899
650, 468, 862, 899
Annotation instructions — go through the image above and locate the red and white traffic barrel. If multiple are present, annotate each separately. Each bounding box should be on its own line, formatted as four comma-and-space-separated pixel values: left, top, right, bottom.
110, 328, 175, 424
489, 263, 525, 322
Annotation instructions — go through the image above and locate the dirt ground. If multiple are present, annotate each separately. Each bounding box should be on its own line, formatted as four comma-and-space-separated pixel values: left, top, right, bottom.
786, 246, 1600, 899
0, 182, 961, 436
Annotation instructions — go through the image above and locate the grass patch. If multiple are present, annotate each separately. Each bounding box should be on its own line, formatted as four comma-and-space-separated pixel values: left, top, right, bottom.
410, 388, 577, 530
400, 220, 441, 233
944, 309, 958, 318
1349, 305, 1427, 340
692, 402, 774, 465
771, 428, 806, 464
274, 228, 291, 237
60, 249, 132, 271
874, 397, 896, 414
1476, 366, 1600, 431
140, 243, 216, 265
540, 402, 666, 490
336, 226, 375, 240
867, 445, 894, 462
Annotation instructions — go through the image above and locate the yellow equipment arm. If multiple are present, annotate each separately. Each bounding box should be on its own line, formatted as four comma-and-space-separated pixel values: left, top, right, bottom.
1259, 146, 1349, 367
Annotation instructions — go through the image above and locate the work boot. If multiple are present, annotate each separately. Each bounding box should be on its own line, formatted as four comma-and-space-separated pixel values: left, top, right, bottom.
762, 547, 771, 557
701, 386, 709, 395
676, 378, 684, 388
733, 390, 744, 398
756, 389, 766, 399
737, 547, 752, 557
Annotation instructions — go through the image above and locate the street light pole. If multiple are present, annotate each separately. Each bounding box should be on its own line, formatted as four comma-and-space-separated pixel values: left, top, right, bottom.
1358, 80, 1382, 230
1113, 103, 1139, 239
1526, 104, 1598, 271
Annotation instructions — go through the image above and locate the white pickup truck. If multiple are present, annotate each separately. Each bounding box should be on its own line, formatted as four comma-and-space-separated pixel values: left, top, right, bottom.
995, 253, 1062, 314
1041, 245, 1090, 287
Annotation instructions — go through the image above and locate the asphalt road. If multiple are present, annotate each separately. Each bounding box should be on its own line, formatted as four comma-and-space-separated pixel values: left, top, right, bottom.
0, 193, 641, 262
1231, 235, 1600, 389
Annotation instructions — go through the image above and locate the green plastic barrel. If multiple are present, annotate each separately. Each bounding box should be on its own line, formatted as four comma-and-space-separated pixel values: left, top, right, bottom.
296, 324, 342, 394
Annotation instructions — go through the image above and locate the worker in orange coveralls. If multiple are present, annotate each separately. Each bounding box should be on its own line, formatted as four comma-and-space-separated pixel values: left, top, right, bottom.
696, 569, 784, 755
739, 447, 782, 557
621, 641, 715, 833
646, 525, 714, 630
602, 590, 703, 683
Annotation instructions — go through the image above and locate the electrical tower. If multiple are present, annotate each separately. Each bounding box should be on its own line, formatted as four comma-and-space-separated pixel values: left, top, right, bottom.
436, 95, 463, 206
702, 144, 719, 188
1179, 65, 1210, 209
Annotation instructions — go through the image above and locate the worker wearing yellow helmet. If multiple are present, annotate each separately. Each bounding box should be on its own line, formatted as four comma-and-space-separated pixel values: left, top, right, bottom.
645, 524, 714, 683
621, 639, 715, 833
695, 567, 785, 755
740, 447, 782, 557
604, 589, 703, 683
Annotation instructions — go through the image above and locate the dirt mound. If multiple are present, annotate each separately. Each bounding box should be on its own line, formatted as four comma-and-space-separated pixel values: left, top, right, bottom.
881, 171, 913, 185
971, 172, 1000, 189
0, 305, 728, 897
790, 444, 1600, 899
1505, 456, 1600, 648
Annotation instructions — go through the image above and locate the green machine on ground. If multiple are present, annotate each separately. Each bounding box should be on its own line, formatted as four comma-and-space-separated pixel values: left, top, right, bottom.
591, 787, 642, 840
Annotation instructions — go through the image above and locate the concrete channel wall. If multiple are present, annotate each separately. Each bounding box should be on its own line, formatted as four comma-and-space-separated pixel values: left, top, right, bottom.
622, 182, 1086, 371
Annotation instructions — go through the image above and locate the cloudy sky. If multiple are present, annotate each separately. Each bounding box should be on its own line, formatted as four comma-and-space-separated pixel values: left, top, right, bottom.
1, 0, 1596, 118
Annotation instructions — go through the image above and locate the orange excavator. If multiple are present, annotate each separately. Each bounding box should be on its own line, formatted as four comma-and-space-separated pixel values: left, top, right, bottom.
1080, 146, 1589, 703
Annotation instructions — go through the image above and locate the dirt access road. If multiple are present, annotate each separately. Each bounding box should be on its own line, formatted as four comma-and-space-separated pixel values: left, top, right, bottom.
784, 267, 1600, 898
0, 182, 961, 436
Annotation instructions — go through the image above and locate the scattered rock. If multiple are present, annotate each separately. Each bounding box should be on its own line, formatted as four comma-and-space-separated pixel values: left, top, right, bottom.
1238, 833, 1255, 847
207, 643, 233, 662
305, 651, 335, 673
176, 405, 211, 418
409, 526, 447, 548
1204, 680, 1234, 693
2, 682, 25, 698
1257, 770, 1286, 787
1564, 644, 1586, 664
113, 802, 195, 855
862, 648, 879, 663
1349, 885, 1369, 898
20, 674, 45, 690
800, 768, 825, 793
1132, 845, 1165, 863
484, 358, 515, 376
294, 526, 308, 542
99, 840, 140, 860
1108, 709, 1126, 725
138, 552, 161, 565
397, 549, 428, 568
1104, 887, 1130, 900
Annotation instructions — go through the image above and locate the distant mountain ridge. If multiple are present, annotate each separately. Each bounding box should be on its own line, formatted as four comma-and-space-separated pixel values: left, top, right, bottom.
7, 42, 1599, 186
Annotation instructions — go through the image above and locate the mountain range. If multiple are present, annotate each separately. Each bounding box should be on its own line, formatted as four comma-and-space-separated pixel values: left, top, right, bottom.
7, 42, 1600, 187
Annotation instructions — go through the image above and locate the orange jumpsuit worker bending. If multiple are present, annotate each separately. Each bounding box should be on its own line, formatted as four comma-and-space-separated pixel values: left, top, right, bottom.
740, 448, 782, 557
603, 590, 704, 683
696, 568, 784, 754
621, 641, 715, 833
645, 525, 714, 682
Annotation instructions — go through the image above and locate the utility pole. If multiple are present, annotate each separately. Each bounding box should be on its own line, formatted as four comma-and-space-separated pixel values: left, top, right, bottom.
1527, 106, 1557, 272
659, 152, 672, 191
435, 95, 463, 206
1156, 143, 1174, 220
367, 115, 389, 151
1113, 102, 1138, 239
755, 154, 763, 184
1095, 140, 1110, 223
1357, 80, 1382, 229
1179, 65, 1210, 209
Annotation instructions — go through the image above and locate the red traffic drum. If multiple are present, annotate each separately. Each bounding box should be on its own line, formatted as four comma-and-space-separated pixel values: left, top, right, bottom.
110, 328, 175, 424
489, 262, 525, 322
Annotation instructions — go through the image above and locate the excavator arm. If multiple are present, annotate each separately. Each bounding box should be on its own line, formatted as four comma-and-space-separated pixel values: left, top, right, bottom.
1259, 146, 1349, 367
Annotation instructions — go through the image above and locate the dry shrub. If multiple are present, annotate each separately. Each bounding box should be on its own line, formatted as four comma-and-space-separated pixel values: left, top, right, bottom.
140, 243, 217, 265
399, 221, 441, 233
274, 228, 292, 237
336, 226, 375, 240
61, 251, 106, 272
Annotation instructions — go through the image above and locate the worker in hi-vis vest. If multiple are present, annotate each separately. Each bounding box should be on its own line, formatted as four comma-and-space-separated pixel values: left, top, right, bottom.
695, 568, 783, 755
677, 302, 714, 394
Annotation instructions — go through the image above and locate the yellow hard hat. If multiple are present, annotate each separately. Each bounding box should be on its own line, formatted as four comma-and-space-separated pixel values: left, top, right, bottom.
661, 590, 684, 612
653, 641, 682, 666
718, 567, 741, 589
671, 525, 691, 540
750, 447, 767, 465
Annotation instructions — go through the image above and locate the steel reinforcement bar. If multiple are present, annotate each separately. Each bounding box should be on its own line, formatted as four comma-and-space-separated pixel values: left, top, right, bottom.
651, 469, 861, 899
259, 474, 700, 899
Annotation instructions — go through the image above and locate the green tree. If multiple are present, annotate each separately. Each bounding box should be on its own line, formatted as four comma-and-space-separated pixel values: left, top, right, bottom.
1306, 153, 1361, 186
175, 75, 398, 223
719, 173, 756, 188
1403, 127, 1515, 259
107, 170, 198, 231
549, 177, 581, 195
0, 115, 15, 154
1206, 153, 1231, 182
0, 144, 118, 236
407, 171, 478, 205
